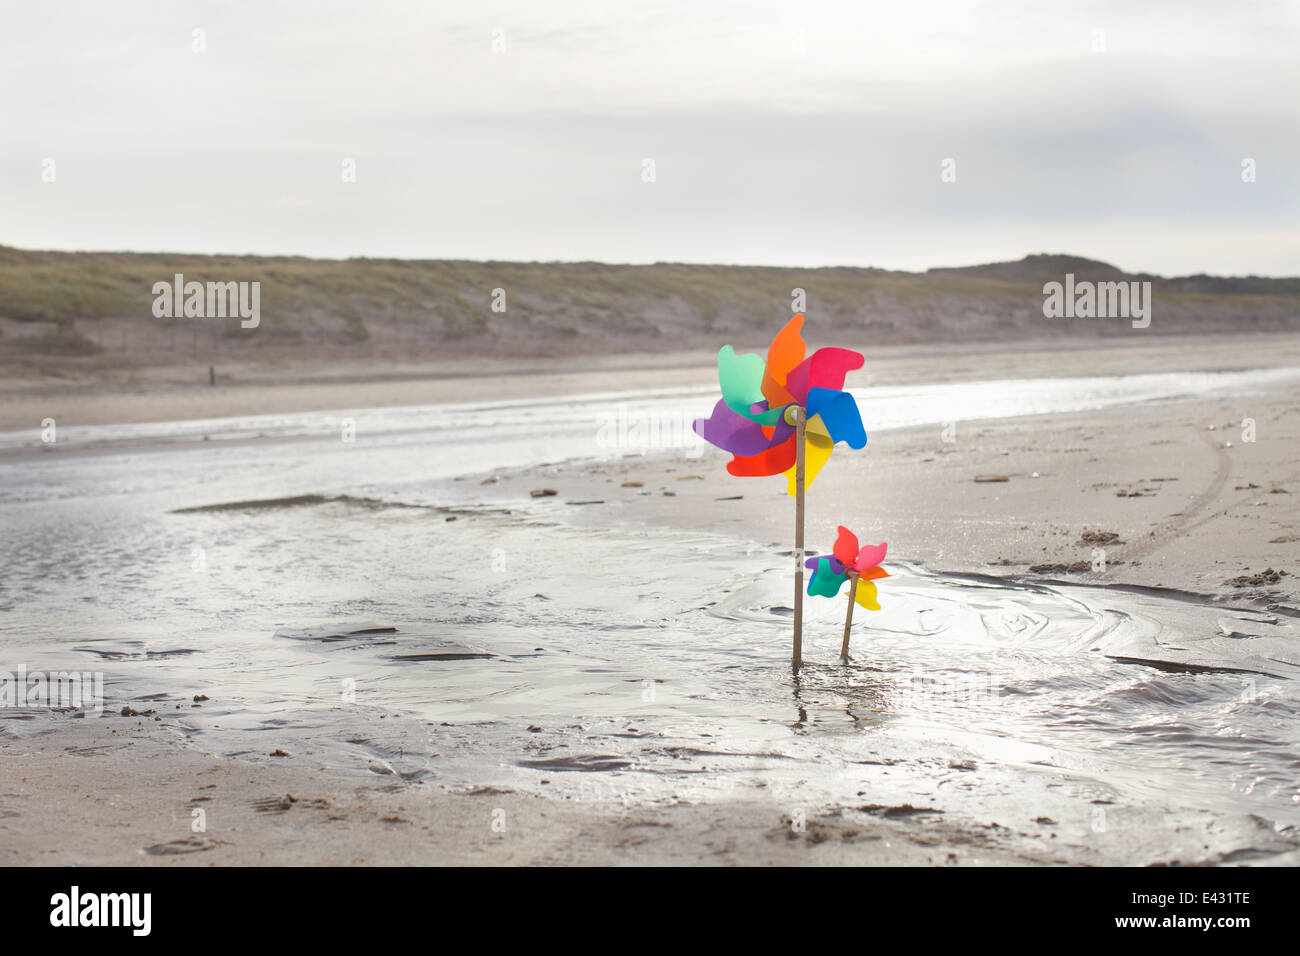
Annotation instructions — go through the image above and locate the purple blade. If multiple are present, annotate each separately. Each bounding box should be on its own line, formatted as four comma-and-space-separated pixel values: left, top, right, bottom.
804, 554, 847, 575
693, 398, 793, 457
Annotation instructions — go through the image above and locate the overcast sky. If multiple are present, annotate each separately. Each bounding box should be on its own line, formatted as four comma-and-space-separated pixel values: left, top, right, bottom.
2, 0, 1296, 275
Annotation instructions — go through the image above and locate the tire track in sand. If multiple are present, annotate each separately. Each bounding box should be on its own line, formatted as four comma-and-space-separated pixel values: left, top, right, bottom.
1123, 417, 1300, 567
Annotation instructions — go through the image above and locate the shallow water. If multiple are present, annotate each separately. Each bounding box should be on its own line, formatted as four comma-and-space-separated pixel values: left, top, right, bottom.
2, 368, 1298, 861
4, 366, 1298, 463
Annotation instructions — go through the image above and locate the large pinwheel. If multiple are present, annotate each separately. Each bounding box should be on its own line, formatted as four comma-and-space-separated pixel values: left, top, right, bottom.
805, 526, 888, 663
692, 314, 868, 670
693, 314, 866, 494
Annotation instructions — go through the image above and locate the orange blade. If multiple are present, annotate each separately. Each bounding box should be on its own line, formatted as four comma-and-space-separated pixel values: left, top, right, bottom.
760, 314, 805, 408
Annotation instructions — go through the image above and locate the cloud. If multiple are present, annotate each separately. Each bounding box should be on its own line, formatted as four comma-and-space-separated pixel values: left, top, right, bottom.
0, 0, 1295, 274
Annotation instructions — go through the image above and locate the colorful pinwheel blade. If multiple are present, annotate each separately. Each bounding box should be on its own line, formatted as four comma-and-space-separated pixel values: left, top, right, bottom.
760, 314, 806, 409
717, 345, 766, 415
807, 557, 846, 597
859, 565, 889, 581
833, 526, 859, 566
852, 541, 888, 572
853, 578, 881, 610
727, 432, 798, 477
717, 346, 788, 426
747, 401, 789, 427
806, 387, 867, 449
780, 431, 833, 496
693, 399, 793, 457
785, 347, 864, 405
804, 554, 847, 575
805, 413, 831, 440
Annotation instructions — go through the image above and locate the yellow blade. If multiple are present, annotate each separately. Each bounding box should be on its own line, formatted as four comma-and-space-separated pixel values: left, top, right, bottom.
781, 431, 833, 497
805, 413, 832, 439
853, 578, 880, 610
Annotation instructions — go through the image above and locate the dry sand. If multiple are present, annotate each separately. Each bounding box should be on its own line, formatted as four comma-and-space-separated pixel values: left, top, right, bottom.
489, 385, 1300, 609
3, 333, 1298, 865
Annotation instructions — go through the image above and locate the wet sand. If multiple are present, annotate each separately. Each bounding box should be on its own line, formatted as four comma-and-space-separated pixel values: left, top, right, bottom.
3, 334, 1298, 866
7, 719, 1073, 866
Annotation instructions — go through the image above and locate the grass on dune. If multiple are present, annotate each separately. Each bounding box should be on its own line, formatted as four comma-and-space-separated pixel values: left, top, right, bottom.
1, 246, 1296, 355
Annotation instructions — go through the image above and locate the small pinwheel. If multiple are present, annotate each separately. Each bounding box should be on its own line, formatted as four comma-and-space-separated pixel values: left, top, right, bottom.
805, 526, 888, 663
692, 314, 868, 670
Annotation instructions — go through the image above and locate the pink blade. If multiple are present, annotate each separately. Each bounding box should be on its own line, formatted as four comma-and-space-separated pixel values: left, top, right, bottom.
784, 347, 864, 404
852, 542, 888, 572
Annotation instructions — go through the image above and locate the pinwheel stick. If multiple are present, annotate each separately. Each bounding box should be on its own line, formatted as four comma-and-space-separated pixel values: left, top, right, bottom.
839, 571, 859, 664
792, 406, 807, 672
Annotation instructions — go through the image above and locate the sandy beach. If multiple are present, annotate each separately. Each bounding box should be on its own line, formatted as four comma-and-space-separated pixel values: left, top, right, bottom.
9, 4, 1300, 929
5, 332, 1299, 430
8, 720, 1065, 866
3, 334, 1298, 866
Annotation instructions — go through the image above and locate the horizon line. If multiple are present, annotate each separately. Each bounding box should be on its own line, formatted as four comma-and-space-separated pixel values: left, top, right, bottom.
3, 241, 1296, 282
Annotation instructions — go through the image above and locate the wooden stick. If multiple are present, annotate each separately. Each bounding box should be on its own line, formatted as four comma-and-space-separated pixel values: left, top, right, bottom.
839, 571, 859, 664
792, 407, 806, 673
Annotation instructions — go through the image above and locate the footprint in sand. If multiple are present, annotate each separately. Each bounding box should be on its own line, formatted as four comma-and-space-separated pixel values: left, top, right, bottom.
141, 836, 216, 855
